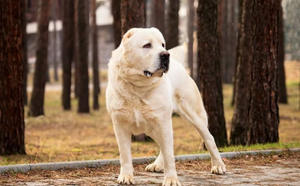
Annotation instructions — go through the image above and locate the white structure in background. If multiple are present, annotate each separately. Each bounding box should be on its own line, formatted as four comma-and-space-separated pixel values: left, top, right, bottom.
26, 20, 63, 34
26, 0, 114, 70
26, 1, 113, 34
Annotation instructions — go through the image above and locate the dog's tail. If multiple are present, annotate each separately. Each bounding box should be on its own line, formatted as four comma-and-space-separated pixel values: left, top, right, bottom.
168, 44, 188, 68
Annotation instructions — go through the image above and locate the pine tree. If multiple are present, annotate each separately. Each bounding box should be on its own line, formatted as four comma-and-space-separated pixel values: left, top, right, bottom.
0, 0, 26, 155
28, 0, 52, 116
197, 0, 228, 147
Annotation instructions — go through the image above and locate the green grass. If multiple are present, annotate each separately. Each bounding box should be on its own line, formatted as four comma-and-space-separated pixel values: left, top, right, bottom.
219, 142, 300, 153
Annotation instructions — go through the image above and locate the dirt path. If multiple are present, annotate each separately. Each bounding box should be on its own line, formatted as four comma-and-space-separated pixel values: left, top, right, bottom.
1, 151, 300, 186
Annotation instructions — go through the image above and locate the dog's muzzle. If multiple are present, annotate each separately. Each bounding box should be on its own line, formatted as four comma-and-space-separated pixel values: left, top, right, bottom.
143, 51, 170, 78
160, 51, 170, 72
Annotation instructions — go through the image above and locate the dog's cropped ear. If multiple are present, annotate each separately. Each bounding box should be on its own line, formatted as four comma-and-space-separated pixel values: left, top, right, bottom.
122, 28, 136, 41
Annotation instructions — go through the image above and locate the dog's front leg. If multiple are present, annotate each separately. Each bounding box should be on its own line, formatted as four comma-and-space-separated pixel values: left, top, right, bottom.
113, 121, 134, 185
153, 119, 181, 186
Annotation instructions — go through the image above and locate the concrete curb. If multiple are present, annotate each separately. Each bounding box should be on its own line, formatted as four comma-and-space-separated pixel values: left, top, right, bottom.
0, 148, 299, 173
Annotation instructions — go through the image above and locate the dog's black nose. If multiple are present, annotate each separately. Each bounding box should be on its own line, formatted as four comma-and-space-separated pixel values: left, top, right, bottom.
160, 51, 170, 61
160, 51, 170, 68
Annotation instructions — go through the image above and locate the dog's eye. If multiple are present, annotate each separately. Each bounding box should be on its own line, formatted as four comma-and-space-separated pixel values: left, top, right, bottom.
162, 43, 165, 48
143, 43, 152, 48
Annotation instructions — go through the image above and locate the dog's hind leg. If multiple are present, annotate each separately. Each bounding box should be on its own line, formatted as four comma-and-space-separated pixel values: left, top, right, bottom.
145, 143, 164, 173
174, 81, 226, 175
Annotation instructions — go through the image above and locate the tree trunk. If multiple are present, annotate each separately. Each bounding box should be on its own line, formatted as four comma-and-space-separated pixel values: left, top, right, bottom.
278, 1, 288, 104
166, 0, 180, 50
112, 0, 121, 48
28, 0, 51, 117
23, 0, 28, 106
74, 1, 79, 98
197, 0, 228, 147
230, 0, 252, 146
62, 0, 75, 110
151, 0, 165, 36
52, 0, 59, 82
231, 0, 244, 106
218, 0, 227, 86
76, 0, 90, 113
187, 0, 195, 79
220, 0, 238, 84
92, 0, 100, 110
0, 0, 26, 155
247, 0, 279, 145
74, 48, 79, 98
121, 0, 145, 35
121, 0, 150, 142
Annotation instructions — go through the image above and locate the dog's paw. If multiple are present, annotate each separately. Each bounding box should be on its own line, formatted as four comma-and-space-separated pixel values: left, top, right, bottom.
145, 163, 164, 173
211, 162, 226, 175
117, 174, 134, 185
163, 177, 181, 186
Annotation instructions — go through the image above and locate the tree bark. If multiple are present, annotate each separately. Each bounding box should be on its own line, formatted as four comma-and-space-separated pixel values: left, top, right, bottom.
28, 0, 51, 117
197, 0, 228, 147
62, 0, 75, 110
0, 0, 26, 155
247, 0, 279, 145
112, 0, 121, 48
231, 0, 244, 106
230, 0, 252, 146
220, 0, 238, 84
121, 0, 145, 35
52, 0, 59, 82
23, 0, 28, 106
187, 0, 195, 79
76, 0, 90, 113
74, 1, 79, 98
218, 0, 227, 86
92, 0, 100, 110
151, 0, 165, 36
278, 1, 288, 104
166, 0, 180, 50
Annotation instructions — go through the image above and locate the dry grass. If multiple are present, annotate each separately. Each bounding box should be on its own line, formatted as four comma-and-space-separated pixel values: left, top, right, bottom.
0, 62, 299, 165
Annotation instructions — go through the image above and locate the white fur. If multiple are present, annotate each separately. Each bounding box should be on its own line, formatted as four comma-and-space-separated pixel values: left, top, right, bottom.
106, 28, 226, 186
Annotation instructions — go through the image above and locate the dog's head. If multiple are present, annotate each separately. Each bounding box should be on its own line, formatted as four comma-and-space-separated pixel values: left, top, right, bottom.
117, 28, 170, 78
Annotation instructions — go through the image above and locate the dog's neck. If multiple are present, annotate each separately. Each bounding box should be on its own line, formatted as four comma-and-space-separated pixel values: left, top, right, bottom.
109, 61, 164, 98
118, 66, 162, 87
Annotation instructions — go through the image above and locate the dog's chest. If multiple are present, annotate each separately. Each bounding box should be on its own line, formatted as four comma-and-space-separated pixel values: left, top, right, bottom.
127, 100, 156, 124
114, 97, 160, 134
133, 108, 145, 128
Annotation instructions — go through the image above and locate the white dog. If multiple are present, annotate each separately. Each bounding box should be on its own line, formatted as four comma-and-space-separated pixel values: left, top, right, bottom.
106, 28, 226, 186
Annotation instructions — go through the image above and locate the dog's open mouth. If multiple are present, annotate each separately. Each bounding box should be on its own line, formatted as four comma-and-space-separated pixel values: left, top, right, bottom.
144, 68, 168, 78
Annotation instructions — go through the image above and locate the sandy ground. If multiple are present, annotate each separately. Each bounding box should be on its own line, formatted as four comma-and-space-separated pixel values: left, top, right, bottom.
1, 151, 300, 186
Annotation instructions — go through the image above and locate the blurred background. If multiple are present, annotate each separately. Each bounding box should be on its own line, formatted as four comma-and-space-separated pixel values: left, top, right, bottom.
24, 0, 300, 79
